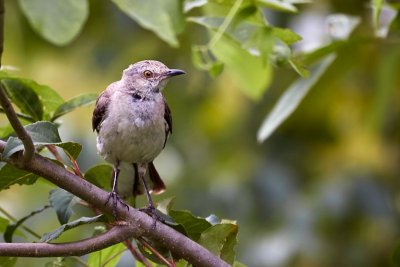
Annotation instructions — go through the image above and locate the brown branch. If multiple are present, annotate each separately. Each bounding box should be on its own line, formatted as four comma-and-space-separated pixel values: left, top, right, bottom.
0, 140, 229, 267
0, 0, 34, 164
0, 225, 134, 257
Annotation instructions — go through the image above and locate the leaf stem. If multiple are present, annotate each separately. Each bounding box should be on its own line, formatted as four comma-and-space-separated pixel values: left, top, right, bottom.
137, 237, 174, 267
208, 0, 243, 48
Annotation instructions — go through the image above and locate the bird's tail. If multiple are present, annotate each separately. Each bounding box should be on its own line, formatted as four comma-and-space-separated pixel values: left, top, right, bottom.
148, 162, 166, 194
132, 162, 166, 197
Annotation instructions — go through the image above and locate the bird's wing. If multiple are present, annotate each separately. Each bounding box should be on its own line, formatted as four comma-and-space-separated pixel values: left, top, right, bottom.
163, 97, 172, 147
92, 83, 116, 132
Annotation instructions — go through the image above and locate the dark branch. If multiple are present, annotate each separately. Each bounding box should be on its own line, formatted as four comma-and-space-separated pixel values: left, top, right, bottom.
0, 140, 229, 267
0, 225, 134, 257
0, 0, 35, 163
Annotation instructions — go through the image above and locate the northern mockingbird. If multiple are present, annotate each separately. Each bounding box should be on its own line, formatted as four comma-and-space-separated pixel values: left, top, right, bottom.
92, 60, 185, 216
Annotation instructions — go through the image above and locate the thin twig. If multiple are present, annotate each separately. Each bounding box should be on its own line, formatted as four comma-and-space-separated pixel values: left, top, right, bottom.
0, 0, 34, 164
123, 240, 153, 267
46, 145, 64, 163
137, 237, 174, 267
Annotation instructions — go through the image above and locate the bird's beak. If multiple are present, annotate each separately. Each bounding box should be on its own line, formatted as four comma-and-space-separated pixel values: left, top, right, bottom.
165, 69, 186, 77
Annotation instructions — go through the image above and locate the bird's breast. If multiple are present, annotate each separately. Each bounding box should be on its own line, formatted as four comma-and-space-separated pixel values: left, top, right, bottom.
96, 91, 166, 164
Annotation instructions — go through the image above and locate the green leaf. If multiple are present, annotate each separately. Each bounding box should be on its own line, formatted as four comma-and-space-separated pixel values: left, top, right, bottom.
0, 163, 40, 191
4, 205, 50, 243
169, 209, 212, 241
256, 0, 301, 13
86, 242, 125, 267
49, 188, 79, 225
0, 257, 17, 267
2, 121, 62, 159
30, 82, 64, 121
55, 142, 82, 160
1, 79, 43, 121
257, 54, 336, 142
184, 0, 208, 13
40, 214, 105, 243
51, 93, 98, 121
18, 0, 89, 46
211, 36, 272, 100
0, 217, 9, 233
84, 164, 113, 191
198, 223, 238, 265
372, 0, 384, 30
271, 27, 302, 45
112, 0, 185, 47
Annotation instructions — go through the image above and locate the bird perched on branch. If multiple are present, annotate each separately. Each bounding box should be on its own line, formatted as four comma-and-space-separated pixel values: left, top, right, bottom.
92, 60, 185, 217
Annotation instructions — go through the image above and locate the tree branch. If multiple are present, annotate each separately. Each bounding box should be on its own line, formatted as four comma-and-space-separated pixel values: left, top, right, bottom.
0, 0, 35, 163
0, 140, 229, 267
0, 225, 135, 257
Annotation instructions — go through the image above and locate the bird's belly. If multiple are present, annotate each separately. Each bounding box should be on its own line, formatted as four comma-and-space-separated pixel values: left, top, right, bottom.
97, 116, 165, 164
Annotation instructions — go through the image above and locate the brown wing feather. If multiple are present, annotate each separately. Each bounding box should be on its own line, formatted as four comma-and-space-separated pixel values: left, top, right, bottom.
92, 84, 116, 132
163, 98, 172, 147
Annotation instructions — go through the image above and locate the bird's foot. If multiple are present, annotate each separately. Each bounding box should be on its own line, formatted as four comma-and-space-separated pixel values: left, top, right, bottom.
105, 191, 129, 218
139, 204, 164, 228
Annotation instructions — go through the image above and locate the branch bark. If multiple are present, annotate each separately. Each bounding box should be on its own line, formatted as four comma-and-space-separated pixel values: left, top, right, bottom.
0, 140, 230, 267
0, 225, 134, 257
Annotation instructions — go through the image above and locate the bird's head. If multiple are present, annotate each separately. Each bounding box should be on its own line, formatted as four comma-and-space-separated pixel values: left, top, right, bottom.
122, 60, 185, 93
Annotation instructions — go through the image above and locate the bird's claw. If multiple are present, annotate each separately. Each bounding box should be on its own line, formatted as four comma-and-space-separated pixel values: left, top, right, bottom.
105, 191, 129, 218
139, 204, 164, 228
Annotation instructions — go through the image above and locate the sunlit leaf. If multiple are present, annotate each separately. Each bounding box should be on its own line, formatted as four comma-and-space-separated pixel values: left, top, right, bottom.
49, 188, 79, 225
0, 163, 40, 191
4, 206, 50, 243
86, 242, 125, 267
257, 54, 336, 142
184, 0, 208, 13
271, 27, 302, 45
212, 36, 272, 100
51, 93, 98, 121
372, 0, 384, 29
40, 214, 105, 243
1, 79, 43, 121
112, 0, 184, 47
198, 223, 238, 265
256, 0, 298, 13
18, 0, 89, 46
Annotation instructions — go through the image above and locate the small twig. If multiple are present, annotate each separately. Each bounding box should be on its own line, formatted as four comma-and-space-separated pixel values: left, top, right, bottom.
46, 145, 64, 163
70, 157, 84, 178
0, 84, 35, 163
0, 107, 35, 122
123, 240, 153, 267
137, 237, 174, 267
0, 0, 34, 164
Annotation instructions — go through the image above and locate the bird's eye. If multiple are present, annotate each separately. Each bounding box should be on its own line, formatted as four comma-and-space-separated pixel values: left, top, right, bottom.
143, 70, 153, 78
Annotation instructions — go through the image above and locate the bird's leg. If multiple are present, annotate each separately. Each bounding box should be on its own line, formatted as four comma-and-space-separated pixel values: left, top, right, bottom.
137, 163, 162, 226
105, 160, 129, 217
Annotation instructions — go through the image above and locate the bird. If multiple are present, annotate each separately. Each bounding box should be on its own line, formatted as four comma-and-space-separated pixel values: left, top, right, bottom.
92, 60, 185, 217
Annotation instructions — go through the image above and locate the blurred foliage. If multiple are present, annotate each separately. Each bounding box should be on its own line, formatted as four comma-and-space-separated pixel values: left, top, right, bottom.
0, 0, 399, 266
